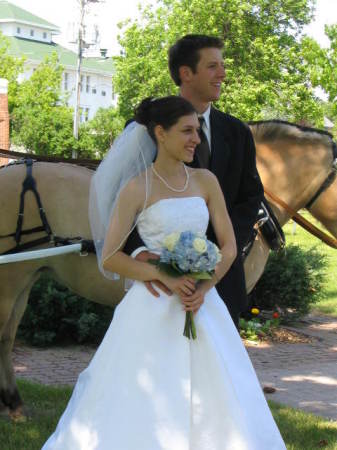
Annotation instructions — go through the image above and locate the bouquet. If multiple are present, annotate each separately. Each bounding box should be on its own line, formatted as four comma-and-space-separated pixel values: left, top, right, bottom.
152, 231, 222, 340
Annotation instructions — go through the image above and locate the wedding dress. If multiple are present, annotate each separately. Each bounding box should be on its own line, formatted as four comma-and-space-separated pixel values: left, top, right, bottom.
42, 197, 286, 450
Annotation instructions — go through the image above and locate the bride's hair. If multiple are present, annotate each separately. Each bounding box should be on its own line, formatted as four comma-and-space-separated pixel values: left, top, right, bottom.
134, 96, 196, 141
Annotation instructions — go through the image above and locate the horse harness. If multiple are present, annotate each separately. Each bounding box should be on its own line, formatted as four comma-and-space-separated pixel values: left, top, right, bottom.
306, 140, 337, 209
0, 159, 95, 256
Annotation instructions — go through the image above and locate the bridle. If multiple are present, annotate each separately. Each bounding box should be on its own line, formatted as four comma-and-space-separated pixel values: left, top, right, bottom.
305, 140, 337, 209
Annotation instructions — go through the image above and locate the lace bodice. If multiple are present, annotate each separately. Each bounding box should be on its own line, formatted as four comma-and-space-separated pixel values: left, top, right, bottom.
136, 196, 209, 253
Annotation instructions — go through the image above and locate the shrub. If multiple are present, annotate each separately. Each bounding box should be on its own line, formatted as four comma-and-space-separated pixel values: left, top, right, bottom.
253, 244, 327, 322
18, 274, 114, 346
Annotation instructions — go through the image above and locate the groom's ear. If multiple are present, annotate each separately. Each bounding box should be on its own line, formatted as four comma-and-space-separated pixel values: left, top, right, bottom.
179, 65, 193, 83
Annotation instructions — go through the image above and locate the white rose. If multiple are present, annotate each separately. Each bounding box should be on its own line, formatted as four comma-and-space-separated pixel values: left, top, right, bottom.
193, 237, 207, 254
163, 232, 181, 251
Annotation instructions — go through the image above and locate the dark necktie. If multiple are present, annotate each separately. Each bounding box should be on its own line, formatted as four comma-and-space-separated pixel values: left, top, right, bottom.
196, 116, 211, 169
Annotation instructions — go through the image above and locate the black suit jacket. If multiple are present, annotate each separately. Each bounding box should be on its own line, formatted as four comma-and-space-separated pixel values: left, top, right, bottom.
124, 107, 264, 324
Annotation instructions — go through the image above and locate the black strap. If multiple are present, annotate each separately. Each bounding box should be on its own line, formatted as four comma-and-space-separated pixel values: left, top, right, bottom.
14, 159, 52, 244
2, 236, 52, 255
306, 170, 337, 209
0, 226, 52, 240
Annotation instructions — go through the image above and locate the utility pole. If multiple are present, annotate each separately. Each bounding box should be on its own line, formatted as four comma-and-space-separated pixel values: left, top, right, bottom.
72, 0, 102, 158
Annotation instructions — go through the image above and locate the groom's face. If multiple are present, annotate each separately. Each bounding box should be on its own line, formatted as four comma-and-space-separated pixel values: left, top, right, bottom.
187, 47, 225, 103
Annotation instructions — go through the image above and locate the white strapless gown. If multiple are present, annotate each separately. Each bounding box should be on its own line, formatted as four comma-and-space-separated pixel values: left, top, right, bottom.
42, 197, 286, 450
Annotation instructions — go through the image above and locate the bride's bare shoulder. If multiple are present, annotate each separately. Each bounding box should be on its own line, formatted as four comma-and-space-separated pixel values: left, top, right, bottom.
189, 167, 218, 187
118, 175, 146, 210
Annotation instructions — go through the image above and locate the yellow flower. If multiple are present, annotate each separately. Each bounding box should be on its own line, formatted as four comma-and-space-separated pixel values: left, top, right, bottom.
163, 232, 181, 251
193, 237, 207, 253
251, 307, 260, 315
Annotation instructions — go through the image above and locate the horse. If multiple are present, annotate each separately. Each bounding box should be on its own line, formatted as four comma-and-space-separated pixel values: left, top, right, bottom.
245, 120, 337, 292
0, 120, 336, 416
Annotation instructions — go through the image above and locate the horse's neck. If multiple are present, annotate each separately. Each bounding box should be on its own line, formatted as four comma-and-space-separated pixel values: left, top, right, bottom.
256, 141, 332, 226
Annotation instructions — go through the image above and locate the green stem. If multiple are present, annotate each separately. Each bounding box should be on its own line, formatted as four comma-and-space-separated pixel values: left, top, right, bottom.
183, 311, 197, 340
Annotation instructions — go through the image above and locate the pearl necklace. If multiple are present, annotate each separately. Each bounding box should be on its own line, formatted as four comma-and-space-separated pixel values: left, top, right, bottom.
151, 163, 189, 193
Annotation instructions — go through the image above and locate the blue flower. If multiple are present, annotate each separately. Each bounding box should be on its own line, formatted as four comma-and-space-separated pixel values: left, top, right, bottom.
160, 230, 221, 273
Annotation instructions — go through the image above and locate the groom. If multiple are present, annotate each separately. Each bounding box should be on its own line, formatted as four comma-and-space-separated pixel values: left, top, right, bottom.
125, 34, 264, 327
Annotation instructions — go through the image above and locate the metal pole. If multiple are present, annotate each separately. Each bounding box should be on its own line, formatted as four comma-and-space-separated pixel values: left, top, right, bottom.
72, 0, 86, 158
0, 244, 83, 265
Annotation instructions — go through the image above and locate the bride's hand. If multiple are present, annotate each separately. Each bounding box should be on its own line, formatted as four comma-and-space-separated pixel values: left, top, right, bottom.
135, 251, 173, 297
180, 283, 208, 314
160, 274, 196, 297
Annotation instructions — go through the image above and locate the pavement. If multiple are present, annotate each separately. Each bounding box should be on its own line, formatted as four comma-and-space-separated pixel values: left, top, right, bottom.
12, 313, 337, 421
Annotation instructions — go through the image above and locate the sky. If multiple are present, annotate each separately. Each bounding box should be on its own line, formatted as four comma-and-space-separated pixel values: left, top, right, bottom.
8, 0, 337, 55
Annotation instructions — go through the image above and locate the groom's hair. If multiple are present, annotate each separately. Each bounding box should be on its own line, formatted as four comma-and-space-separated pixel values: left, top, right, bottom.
168, 34, 223, 86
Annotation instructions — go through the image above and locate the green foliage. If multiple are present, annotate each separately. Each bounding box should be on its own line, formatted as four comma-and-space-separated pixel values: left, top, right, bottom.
78, 106, 124, 158
302, 24, 337, 136
18, 274, 114, 346
0, 31, 24, 112
254, 244, 327, 322
302, 25, 337, 105
239, 316, 280, 341
114, 0, 324, 125
11, 53, 77, 156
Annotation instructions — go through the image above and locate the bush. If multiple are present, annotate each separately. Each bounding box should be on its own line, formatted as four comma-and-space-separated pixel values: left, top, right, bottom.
253, 244, 327, 322
18, 274, 114, 346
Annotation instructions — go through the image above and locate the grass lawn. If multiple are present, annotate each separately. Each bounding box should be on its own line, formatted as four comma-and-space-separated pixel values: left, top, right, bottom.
0, 380, 336, 450
282, 212, 337, 317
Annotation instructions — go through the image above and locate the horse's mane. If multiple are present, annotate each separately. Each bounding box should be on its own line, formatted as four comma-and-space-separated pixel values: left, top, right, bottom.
248, 119, 334, 148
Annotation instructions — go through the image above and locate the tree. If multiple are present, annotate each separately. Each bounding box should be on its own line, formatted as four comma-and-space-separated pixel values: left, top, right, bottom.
78, 106, 124, 158
114, 0, 324, 125
0, 31, 24, 112
11, 53, 76, 156
301, 24, 337, 134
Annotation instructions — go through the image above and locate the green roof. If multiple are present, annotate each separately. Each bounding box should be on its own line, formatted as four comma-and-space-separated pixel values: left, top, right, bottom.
0, 1, 59, 30
7, 36, 114, 74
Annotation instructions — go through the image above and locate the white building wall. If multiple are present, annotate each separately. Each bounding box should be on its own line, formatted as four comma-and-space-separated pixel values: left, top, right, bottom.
0, 22, 53, 42
63, 69, 115, 121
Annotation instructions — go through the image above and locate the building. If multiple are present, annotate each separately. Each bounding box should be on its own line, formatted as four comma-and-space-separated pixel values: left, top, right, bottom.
0, 0, 115, 123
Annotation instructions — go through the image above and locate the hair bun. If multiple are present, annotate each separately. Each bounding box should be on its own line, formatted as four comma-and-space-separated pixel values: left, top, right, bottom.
134, 97, 154, 126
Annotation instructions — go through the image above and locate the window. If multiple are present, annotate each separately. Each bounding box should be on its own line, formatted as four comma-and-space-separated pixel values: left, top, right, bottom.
64, 73, 69, 91
92, 88, 97, 94
80, 75, 84, 92
43, 32, 47, 39
86, 76, 90, 93
80, 107, 89, 123
30, 29, 34, 37
17, 27, 21, 34
101, 90, 106, 96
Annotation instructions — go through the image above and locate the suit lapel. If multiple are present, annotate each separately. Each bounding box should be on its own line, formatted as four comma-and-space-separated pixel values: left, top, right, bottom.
210, 108, 231, 182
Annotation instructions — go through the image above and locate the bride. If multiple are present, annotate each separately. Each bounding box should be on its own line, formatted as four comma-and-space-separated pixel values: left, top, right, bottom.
42, 96, 286, 449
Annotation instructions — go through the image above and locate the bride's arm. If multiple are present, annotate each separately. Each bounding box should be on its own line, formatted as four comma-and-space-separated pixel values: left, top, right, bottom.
101, 182, 196, 296
102, 181, 158, 281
